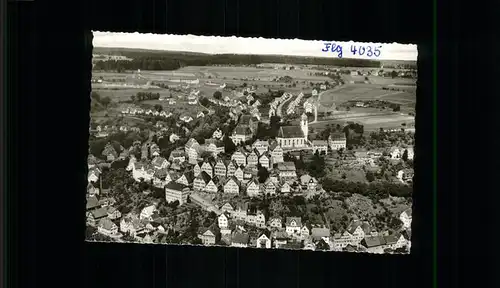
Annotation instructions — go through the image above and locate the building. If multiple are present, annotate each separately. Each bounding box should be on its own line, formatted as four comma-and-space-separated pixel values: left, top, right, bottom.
245, 179, 261, 197
312, 140, 328, 155
214, 159, 228, 178
400, 208, 412, 229
193, 171, 211, 191
264, 179, 277, 195
276, 114, 309, 148
140, 205, 158, 221
226, 160, 239, 177
258, 152, 271, 169
169, 148, 185, 163
230, 126, 253, 145
220, 203, 234, 214
224, 177, 240, 194
328, 133, 347, 150
165, 182, 190, 205
285, 217, 302, 235
201, 161, 215, 178
199, 226, 220, 245
270, 146, 284, 163
185, 138, 201, 164
218, 213, 229, 229
311, 227, 330, 243
97, 218, 119, 236
268, 217, 283, 229
231, 149, 248, 167
246, 150, 259, 166
234, 166, 244, 182
231, 232, 250, 248
279, 182, 291, 194
276, 162, 297, 181
204, 177, 220, 193
204, 139, 225, 156
252, 140, 269, 155
256, 231, 272, 248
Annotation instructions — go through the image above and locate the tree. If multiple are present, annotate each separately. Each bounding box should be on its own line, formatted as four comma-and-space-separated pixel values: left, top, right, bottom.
130, 95, 135, 102
100, 96, 112, 107
199, 97, 210, 107
365, 171, 375, 182
391, 70, 398, 78
154, 104, 163, 112
258, 166, 270, 183
402, 149, 409, 161
223, 136, 236, 154
213, 91, 222, 100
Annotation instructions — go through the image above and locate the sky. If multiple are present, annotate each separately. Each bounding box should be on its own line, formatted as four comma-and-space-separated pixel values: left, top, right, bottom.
93, 31, 418, 61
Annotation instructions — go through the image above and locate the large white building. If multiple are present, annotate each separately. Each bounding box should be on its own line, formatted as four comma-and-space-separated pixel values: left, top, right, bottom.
164, 182, 190, 205
328, 133, 347, 150
277, 113, 309, 148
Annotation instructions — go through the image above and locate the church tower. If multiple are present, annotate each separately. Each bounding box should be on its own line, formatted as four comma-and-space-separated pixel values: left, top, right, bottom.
301, 113, 309, 141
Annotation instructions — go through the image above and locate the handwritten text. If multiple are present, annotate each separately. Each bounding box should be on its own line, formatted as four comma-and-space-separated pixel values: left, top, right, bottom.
321, 43, 383, 58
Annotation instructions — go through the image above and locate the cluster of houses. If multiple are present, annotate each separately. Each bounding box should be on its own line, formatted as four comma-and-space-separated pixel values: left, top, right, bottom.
121, 106, 174, 117
268, 92, 293, 118
196, 206, 412, 253
285, 92, 304, 115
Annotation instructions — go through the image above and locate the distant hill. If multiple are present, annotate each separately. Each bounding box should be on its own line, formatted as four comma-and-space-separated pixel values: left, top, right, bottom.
93, 47, 209, 57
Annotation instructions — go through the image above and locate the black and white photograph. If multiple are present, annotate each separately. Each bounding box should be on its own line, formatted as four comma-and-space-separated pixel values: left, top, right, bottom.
86, 31, 417, 254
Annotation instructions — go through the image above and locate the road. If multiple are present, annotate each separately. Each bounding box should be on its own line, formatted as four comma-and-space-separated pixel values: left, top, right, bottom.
276, 93, 294, 118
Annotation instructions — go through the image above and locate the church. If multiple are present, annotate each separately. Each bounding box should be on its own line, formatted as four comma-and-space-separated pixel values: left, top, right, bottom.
276, 113, 309, 148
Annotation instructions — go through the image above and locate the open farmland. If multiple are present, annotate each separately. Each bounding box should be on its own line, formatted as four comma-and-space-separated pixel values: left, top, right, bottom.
319, 84, 416, 107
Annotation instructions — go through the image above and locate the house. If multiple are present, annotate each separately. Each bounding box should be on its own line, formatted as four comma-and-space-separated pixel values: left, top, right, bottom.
328, 133, 347, 150
97, 218, 119, 236
226, 160, 239, 177
169, 149, 185, 163
347, 220, 373, 244
165, 182, 190, 205
218, 213, 229, 229
230, 126, 253, 145
139, 205, 158, 221
193, 162, 203, 177
390, 147, 401, 159
214, 159, 228, 177
102, 144, 118, 162
311, 89, 318, 96
199, 226, 220, 246
175, 171, 194, 186
106, 206, 122, 220
276, 162, 297, 181
169, 133, 180, 143
185, 138, 201, 164
252, 140, 269, 155
285, 217, 302, 235
231, 149, 248, 167
151, 156, 169, 169
361, 235, 394, 254
264, 179, 277, 195
193, 171, 212, 191
201, 161, 215, 178
403, 147, 414, 160
400, 208, 412, 229
231, 232, 250, 248
312, 140, 328, 155
268, 217, 283, 229
300, 225, 311, 238
246, 150, 259, 166
87, 207, 108, 225
256, 230, 272, 248
87, 182, 99, 197
258, 152, 271, 169
245, 179, 260, 197
204, 177, 220, 193
197, 111, 205, 118
311, 227, 330, 243
271, 229, 290, 248
88, 168, 100, 183
220, 203, 234, 214
224, 177, 240, 195
212, 128, 223, 140
234, 166, 244, 182
279, 182, 291, 194
203, 139, 225, 156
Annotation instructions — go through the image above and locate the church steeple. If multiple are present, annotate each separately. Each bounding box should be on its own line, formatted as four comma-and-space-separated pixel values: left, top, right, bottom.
301, 113, 308, 141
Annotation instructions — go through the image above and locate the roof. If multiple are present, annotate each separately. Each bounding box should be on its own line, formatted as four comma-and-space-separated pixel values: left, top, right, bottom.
232, 232, 250, 244
98, 218, 117, 230
185, 138, 200, 149
154, 168, 169, 179
330, 132, 346, 140
86, 196, 100, 210
285, 217, 302, 227
165, 181, 187, 191
92, 207, 108, 219
311, 227, 330, 239
277, 162, 296, 171
402, 207, 412, 217
347, 220, 372, 234
312, 140, 328, 146
363, 235, 386, 247
258, 230, 272, 239
239, 115, 252, 125
233, 126, 252, 136
152, 157, 167, 167
196, 171, 212, 183
226, 176, 241, 186
183, 171, 195, 183
278, 126, 304, 138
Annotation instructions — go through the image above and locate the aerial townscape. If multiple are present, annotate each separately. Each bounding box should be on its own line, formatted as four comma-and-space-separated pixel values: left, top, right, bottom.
86, 34, 416, 254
